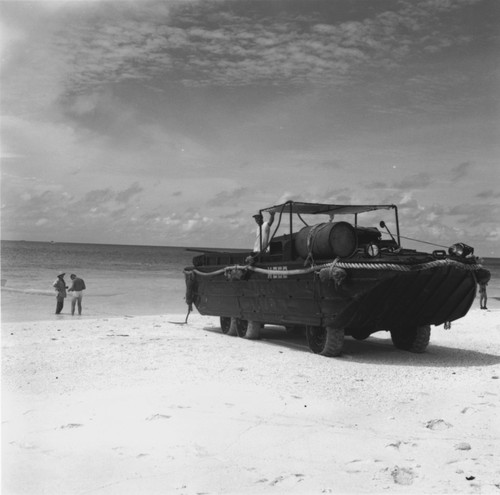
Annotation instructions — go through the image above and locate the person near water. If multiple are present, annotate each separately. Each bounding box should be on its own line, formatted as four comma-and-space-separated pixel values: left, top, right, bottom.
253, 212, 275, 253
52, 272, 68, 314
477, 267, 490, 311
68, 273, 86, 316
479, 281, 488, 310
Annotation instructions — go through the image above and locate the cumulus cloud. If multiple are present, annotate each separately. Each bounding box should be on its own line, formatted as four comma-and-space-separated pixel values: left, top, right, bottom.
3, 0, 487, 107
476, 189, 500, 199
116, 182, 143, 203
393, 173, 431, 190
207, 187, 248, 207
451, 161, 473, 182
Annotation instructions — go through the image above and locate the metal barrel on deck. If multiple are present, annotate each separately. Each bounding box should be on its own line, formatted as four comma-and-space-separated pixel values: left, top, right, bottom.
294, 222, 358, 259
294, 222, 381, 259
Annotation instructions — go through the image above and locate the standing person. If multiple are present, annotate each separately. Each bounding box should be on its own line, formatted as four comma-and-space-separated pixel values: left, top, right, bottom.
253, 212, 275, 253
52, 272, 68, 314
479, 281, 488, 310
68, 273, 86, 316
477, 267, 490, 310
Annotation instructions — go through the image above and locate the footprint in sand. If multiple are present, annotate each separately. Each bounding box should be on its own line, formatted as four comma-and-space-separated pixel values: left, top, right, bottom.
268, 474, 304, 486
391, 466, 415, 485
385, 440, 418, 451
346, 458, 382, 473
461, 407, 477, 415
10, 440, 38, 450
425, 419, 452, 430
146, 414, 171, 421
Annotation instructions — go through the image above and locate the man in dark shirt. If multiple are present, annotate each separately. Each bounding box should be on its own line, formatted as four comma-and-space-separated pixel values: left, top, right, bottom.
68, 273, 86, 316
52, 272, 67, 314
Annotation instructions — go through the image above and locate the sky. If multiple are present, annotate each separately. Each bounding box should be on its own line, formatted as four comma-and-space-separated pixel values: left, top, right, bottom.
1, 0, 499, 255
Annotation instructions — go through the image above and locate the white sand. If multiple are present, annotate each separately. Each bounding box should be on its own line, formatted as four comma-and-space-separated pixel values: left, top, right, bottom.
2, 305, 500, 494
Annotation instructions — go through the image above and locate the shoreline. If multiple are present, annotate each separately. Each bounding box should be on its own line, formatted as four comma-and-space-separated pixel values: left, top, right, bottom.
2, 289, 498, 325
2, 308, 500, 494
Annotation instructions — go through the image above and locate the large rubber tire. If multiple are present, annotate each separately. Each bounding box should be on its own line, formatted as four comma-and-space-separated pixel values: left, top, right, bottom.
220, 317, 231, 334
306, 325, 344, 357
235, 319, 249, 338
245, 321, 262, 340
390, 325, 431, 353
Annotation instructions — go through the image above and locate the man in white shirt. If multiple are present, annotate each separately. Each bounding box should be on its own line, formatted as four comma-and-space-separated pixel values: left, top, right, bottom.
253, 212, 275, 252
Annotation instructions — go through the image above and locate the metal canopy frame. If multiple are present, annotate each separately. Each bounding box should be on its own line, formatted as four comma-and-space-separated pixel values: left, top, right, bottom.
261, 201, 396, 216
255, 200, 400, 257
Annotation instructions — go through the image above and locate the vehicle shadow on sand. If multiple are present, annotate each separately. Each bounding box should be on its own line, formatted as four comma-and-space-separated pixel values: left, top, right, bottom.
205, 325, 500, 369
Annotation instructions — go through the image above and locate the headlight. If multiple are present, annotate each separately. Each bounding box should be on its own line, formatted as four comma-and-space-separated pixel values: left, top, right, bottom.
365, 242, 380, 257
448, 243, 474, 258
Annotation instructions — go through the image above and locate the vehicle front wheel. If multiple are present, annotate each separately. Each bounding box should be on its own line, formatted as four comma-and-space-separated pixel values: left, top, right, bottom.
220, 316, 231, 334
306, 325, 344, 357
235, 319, 249, 338
390, 325, 431, 353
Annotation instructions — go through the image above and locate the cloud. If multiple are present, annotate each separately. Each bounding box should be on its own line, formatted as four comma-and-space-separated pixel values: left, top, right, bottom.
83, 189, 115, 204
393, 173, 431, 190
207, 187, 248, 207
476, 189, 500, 199
448, 203, 500, 225
451, 161, 473, 182
116, 182, 143, 203
2, 0, 487, 110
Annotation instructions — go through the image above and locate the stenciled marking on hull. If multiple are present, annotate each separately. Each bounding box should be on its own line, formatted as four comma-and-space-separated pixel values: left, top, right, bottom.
267, 266, 289, 279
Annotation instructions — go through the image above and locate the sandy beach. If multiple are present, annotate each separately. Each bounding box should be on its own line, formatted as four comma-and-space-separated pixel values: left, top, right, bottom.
2, 302, 500, 494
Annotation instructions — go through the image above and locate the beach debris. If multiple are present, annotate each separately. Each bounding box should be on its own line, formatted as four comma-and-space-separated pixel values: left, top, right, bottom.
466, 475, 476, 481
391, 466, 415, 485
425, 419, 453, 430
455, 442, 472, 451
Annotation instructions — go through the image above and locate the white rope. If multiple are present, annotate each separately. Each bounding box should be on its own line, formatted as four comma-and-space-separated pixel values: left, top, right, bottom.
184, 258, 483, 277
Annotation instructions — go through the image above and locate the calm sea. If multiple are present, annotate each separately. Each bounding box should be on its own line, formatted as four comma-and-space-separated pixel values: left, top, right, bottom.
1, 240, 498, 323
0, 240, 195, 323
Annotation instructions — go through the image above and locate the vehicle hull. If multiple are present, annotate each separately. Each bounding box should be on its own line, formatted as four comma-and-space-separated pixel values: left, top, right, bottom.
188, 259, 477, 336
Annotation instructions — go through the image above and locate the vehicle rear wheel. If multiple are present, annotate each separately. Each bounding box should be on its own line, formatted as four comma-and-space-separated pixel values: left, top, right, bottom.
306, 325, 344, 357
390, 325, 431, 353
235, 319, 249, 338
220, 316, 231, 334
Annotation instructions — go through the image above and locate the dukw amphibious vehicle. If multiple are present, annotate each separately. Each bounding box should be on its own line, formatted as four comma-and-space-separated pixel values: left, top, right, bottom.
184, 201, 489, 357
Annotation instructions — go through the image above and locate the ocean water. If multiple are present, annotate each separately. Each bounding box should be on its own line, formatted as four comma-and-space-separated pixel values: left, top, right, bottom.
1, 241, 195, 323
1, 241, 499, 323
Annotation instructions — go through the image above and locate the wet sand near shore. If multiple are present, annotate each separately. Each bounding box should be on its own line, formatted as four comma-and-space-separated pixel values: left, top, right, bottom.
2, 304, 500, 494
